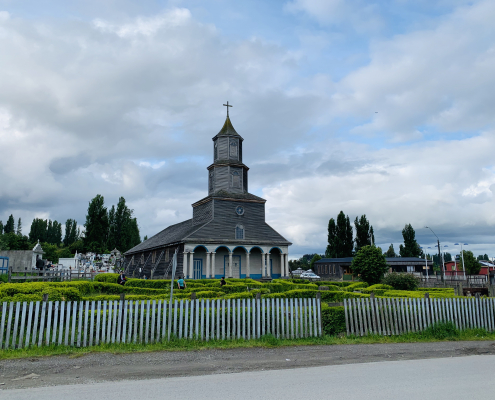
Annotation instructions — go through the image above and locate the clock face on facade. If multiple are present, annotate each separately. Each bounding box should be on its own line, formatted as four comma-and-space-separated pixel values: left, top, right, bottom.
235, 206, 244, 216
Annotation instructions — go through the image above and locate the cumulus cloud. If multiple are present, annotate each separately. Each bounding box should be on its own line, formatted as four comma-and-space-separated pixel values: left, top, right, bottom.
0, 2, 494, 259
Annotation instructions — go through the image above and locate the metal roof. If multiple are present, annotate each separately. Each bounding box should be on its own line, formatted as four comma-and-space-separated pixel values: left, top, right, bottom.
213, 116, 243, 139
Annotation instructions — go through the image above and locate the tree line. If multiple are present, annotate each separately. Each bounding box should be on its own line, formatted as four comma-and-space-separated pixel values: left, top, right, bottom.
0, 195, 141, 263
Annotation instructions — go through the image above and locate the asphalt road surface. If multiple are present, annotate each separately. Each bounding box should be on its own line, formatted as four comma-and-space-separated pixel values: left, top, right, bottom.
2, 354, 495, 400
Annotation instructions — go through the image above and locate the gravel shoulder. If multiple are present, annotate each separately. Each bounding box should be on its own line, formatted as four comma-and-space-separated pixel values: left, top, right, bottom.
1, 340, 495, 390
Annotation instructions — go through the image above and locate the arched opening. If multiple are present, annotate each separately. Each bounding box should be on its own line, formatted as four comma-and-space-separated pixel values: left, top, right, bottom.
214, 245, 230, 279
228, 246, 248, 279
269, 247, 282, 279
249, 247, 263, 280
192, 246, 207, 279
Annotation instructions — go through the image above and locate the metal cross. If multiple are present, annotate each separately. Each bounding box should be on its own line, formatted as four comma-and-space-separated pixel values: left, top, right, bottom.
223, 101, 232, 117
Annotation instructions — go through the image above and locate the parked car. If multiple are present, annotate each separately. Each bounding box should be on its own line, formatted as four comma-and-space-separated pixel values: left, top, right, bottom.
300, 271, 320, 279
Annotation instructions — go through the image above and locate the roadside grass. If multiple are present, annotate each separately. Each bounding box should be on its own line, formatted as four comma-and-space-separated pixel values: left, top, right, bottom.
1, 323, 494, 361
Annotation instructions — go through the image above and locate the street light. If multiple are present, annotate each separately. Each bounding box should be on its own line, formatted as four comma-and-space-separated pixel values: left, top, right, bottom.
454, 243, 468, 280
425, 226, 444, 281
443, 245, 448, 277
420, 246, 431, 281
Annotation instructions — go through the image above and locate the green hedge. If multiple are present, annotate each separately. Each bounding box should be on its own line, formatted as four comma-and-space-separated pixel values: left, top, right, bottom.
223, 292, 255, 299
94, 273, 120, 283
321, 305, 346, 335
344, 282, 369, 292
320, 291, 370, 302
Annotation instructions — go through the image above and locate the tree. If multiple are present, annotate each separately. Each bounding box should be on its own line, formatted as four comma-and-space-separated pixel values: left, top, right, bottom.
16, 218, 22, 236
63, 219, 79, 246
354, 215, 375, 252
143, 235, 148, 241
83, 194, 109, 253
0, 220, 3, 234
351, 245, 389, 285
4, 214, 15, 234
309, 254, 322, 270
325, 211, 353, 258
477, 254, 489, 261
399, 224, 421, 257
462, 250, 481, 275
443, 252, 452, 262
385, 244, 396, 257
29, 218, 48, 243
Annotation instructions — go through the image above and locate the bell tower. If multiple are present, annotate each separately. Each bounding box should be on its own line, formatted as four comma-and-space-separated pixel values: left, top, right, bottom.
208, 103, 249, 195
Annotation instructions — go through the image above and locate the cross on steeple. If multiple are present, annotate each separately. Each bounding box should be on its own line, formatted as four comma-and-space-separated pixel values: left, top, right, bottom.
223, 101, 232, 117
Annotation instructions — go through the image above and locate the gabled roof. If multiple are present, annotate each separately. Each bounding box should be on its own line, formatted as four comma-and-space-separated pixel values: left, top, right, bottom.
32, 241, 44, 253
125, 219, 202, 255
213, 116, 243, 139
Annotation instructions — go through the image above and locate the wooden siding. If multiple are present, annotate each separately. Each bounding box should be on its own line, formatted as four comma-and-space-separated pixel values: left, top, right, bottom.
229, 138, 239, 161
243, 169, 248, 192
193, 200, 213, 226
214, 166, 229, 193
217, 137, 229, 160
187, 199, 290, 244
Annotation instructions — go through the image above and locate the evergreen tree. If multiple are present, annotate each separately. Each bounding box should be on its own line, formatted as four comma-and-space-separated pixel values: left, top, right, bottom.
385, 244, 396, 257
16, 218, 22, 236
29, 218, 48, 242
143, 235, 148, 241
325, 211, 353, 258
53, 221, 62, 245
462, 250, 481, 275
47, 220, 54, 243
4, 214, 15, 234
107, 205, 116, 250
0, 220, 3, 234
399, 224, 421, 257
325, 218, 337, 258
84, 194, 109, 253
354, 215, 375, 252
443, 252, 452, 262
63, 219, 79, 246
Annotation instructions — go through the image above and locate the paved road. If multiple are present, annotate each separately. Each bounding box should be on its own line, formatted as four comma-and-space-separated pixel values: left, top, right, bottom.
2, 355, 494, 400
1, 341, 495, 390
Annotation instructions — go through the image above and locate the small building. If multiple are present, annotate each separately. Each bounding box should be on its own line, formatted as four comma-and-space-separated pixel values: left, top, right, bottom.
0, 241, 44, 272
314, 257, 434, 280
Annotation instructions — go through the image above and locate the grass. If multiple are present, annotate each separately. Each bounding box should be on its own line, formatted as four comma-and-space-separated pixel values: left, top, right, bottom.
1, 323, 494, 361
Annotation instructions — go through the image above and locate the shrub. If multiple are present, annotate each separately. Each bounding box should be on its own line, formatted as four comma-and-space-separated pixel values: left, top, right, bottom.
321, 305, 346, 335
249, 288, 270, 295
125, 279, 171, 289
283, 289, 318, 298
344, 282, 369, 292
194, 291, 222, 299
94, 273, 120, 283
320, 291, 370, 302
263, 283, 285, 293
421, 321, 460, 339
223, 292, 254, 299
220, 284, 249, 294
381, 272, 419, 291
262, 293, 287, 299
361, 284, 394, 295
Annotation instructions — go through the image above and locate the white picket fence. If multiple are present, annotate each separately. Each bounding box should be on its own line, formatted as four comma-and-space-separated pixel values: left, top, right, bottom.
0, 298, 322, 349
344, 297, 495, 336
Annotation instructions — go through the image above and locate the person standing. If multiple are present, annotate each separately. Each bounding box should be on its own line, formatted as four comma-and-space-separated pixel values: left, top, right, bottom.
177, 276, 186, 289
220, 277, 226, 286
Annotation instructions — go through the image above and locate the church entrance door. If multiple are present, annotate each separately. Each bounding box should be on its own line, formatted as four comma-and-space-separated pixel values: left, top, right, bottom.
193, 259, 203, 279
224, 255, 241, 278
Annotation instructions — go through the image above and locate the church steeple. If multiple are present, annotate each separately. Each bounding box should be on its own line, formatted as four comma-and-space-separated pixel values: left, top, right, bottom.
208, 108, 248, 196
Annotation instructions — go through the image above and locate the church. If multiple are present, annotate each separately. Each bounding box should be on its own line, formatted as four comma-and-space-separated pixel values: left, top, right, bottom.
123, 105, 292, 280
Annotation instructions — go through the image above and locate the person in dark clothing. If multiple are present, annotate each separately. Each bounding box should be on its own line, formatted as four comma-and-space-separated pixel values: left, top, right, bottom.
220, 277, 226, 286
117, 271, 127, 286
36, 256, 44, 270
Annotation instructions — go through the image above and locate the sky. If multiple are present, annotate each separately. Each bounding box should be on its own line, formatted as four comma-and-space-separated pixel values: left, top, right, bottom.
0, 0, 494, 260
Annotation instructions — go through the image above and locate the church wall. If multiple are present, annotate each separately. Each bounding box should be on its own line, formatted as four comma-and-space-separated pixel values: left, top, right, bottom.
188, 200, 287, 243
193, 200, 213, 225
215, 166, 230, 192
249, 251, 263, 279
269, 254, 282, 278
217, 137, 229, 160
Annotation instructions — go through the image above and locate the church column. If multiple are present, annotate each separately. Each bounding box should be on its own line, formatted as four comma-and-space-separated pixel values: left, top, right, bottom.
206, 252, 211, 279
211, 252, 216, 278
229, 251, 233, 278
267, 252, 271, 278
261, 253, 266, 277
285, 253, 289, 277
246, 252, 250, 278
189, 251, 194, 279
280, 253, 284, 278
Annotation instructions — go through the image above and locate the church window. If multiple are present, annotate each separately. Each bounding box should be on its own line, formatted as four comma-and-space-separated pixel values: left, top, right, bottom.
231, 170, 241, 188
235, 224, 244, 240
229, 140, 238, 158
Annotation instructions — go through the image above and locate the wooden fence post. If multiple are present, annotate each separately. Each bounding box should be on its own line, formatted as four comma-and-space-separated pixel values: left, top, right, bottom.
42, 293, 49, 302
8, 266, 11, 283
370, 292, 375, 300
424, 292, 430, 299
191, 292, 196, 300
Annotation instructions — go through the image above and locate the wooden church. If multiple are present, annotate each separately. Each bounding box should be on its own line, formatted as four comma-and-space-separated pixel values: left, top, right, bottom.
123, 105, 291, 280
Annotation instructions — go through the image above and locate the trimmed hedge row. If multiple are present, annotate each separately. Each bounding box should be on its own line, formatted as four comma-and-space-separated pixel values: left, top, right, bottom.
321, 305, 345, 335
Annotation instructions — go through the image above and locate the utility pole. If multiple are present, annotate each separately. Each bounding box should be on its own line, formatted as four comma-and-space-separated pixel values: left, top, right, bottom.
425, 226, 444, 282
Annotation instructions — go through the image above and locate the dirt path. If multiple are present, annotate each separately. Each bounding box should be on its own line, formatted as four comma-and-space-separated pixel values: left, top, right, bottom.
1, 341, 495, 390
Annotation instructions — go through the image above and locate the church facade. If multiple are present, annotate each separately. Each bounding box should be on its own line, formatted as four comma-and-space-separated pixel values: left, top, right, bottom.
123, 111, 291, 280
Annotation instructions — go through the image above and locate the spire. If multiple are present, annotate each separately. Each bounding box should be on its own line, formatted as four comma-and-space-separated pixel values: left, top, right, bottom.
213, 116, 242, 139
